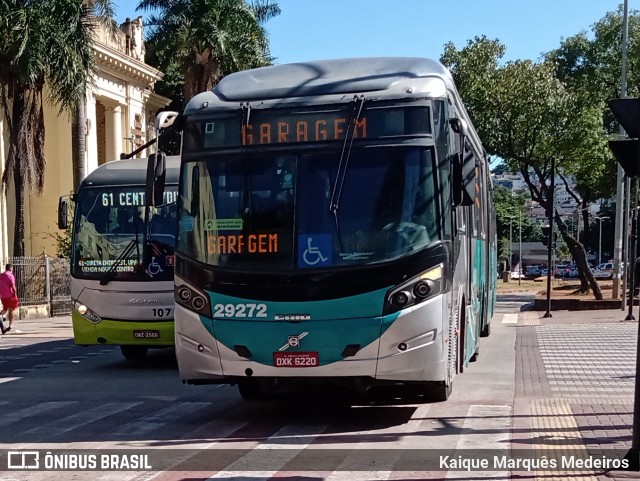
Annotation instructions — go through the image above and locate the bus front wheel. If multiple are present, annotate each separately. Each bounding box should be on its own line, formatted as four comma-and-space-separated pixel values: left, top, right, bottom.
412, 380, 452, 402
428, 380, 452, 402
120, 345, 148, 360
238, 380, 265, 400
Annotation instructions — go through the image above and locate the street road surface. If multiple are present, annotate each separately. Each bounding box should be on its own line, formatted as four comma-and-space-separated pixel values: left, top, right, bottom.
0, 295, 633, 480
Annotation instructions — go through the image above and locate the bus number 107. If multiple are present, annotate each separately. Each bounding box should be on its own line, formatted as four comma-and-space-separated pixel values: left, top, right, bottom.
152, 308, 172, 318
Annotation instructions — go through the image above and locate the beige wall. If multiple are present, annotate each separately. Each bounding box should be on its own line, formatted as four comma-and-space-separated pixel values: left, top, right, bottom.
24, 104, 74, 257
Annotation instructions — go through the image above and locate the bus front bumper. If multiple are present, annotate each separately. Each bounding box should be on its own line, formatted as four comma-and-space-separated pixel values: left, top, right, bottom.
72, 311, 174, 346
174, 294, 448, 385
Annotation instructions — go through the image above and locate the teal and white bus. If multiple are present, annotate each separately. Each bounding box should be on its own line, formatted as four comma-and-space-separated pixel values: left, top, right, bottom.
59, 155, 180, 360
171, 58, 497, 400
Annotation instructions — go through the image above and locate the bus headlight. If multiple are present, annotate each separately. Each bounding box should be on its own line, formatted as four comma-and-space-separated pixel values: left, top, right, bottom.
74, 301, 102, 324
177, 286, 192, 303
384, 263, 443, 315
413, 280, 431, 298
392, 291, 411, 306
175, 282, 212, 318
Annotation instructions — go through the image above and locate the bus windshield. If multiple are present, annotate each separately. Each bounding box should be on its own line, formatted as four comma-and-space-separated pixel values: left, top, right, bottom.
72, 186, 178, 281
177, 148, 441, 271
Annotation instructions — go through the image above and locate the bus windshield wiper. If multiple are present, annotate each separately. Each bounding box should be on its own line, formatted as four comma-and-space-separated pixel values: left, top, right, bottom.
99, 239, 139, 285
240, 101, 251, 146
329, 95, 366, 236
100, 218, 142, 286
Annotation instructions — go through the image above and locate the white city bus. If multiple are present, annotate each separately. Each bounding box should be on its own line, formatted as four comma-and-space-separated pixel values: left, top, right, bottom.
168, 58, 496, 400
59, 156, 179, 359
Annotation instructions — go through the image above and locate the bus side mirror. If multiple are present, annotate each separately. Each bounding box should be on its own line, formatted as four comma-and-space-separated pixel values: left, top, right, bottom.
155, 111, 179, 131
58, 196, 69, 230
146, 152, 166, 207
461, 158, 477, 207
450, 118, 468, 136
452, 153, 463, 207
451, 151, 476, 208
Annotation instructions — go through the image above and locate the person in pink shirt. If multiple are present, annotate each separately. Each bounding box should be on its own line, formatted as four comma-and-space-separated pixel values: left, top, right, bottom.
0, 264, 19, 334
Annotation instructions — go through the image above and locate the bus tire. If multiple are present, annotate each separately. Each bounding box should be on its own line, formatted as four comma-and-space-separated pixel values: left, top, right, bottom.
481, 321, 491, 337
470, 344, 479, 362
238, 380, 264, 400
120, 345, 148, 360
425, 380, 452, 402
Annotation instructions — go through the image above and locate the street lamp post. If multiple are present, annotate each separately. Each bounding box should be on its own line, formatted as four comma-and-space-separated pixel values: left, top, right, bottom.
543, 158, 555, 319
508, 217, 513, 274
594, 215, 609, 266
519, 210, 522, 286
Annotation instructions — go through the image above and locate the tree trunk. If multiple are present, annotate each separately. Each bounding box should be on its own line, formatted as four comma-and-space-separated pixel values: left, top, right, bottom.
521, 165, 602, 300
554, 213, 603, 299
12, 165, 25, 256
9, 91, 26, 257
72, 99, 87, 192
184, 48, 220, 105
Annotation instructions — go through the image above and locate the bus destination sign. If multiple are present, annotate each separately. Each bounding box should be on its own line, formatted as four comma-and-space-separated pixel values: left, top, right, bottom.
241, 113, 366, 146
196, 106, 429, 150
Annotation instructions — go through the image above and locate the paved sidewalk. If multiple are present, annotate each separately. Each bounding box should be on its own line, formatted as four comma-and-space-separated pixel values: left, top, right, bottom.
514, 306, 640, 480
0, 314, 72, 339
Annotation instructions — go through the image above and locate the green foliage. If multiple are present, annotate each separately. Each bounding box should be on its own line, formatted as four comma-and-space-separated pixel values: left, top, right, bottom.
47, 227, 72, 258
0, 0, 114, 256
550, 7, 640, 106
41, 196, 73, 258
441, 37, 610, 213
440, 30, 618, 297
494, 186, 541, 262
555, 243, 571, 263
139, 0, 281, 106
546, 6, 640, 199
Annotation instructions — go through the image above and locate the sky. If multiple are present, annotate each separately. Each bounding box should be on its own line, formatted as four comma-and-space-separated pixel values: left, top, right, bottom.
115, 0, 625, 64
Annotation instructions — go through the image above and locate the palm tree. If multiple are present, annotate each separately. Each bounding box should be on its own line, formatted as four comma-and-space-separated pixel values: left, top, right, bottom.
138, 0, 280, 105
0, 0, 115, 256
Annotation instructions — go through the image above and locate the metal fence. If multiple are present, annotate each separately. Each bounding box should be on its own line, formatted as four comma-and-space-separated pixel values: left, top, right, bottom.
8, 256, 71, 317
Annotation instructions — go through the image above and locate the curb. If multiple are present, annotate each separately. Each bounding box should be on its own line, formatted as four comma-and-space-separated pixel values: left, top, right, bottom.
532, 297, 623, 311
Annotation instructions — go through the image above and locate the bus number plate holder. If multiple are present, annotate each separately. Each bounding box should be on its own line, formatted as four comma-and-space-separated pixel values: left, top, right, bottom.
133, 330, 160, 339
273, 352, 318, 367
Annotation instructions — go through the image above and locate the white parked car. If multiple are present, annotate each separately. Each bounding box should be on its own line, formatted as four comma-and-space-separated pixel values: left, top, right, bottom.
593, 262, 620, 280
511, 270, 523, 279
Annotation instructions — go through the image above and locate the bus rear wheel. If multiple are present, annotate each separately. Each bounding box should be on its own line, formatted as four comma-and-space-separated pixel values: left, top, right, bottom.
481, 321, 491, 337
120, 345, 148, 360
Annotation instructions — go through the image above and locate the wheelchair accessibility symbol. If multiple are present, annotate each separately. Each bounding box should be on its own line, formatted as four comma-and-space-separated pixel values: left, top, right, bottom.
303, 237, 327, 265
298, 234, 331, 268
146, 256, 164, 278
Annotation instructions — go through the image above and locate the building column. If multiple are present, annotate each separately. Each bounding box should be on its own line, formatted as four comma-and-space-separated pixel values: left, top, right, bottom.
85, 92, 98, 175
104, 105, 123, 162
